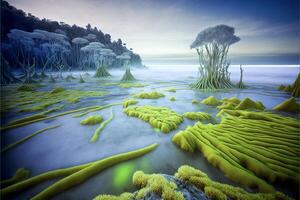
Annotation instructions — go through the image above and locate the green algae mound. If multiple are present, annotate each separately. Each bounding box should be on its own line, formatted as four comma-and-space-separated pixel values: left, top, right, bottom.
133, 91, 165, 99
123, 99, 138, 108
124, 106, 183, 133
80, 115, 103, 125
94, 165, 293, 200
183, 112, 211, 121
273, 97, 300, 114
1, 143, 158, 200
201, 96, 220, 106
278, 73, 300, 97
173, 110, 300, 193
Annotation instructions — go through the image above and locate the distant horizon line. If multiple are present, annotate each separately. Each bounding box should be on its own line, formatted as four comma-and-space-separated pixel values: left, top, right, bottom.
146, 64, 300, 68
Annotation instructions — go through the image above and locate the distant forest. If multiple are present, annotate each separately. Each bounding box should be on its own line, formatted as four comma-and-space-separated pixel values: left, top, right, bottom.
0, 0, 143, 71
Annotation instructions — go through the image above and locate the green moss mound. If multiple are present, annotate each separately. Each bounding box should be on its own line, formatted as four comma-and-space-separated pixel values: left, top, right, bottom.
124, 105, 183, 133
80, 115, 103, 125
123, 99, 138, 108
169, 97, 176, 101
183, 112, 211, 120
121, 68, 135, 81
273, 97, 300, 114
201, 96, 220, 106
119, 83, 147, 88
278, 73, 300, 97
166, 88, 176, 92
1, 143, 158, 200
217, 97, 265, 111
173, 110, 300, 193
175, 165, 293, 200
234, 97, 265, 110
192, 100, 199, 104
94, 66, 111, 77
1, 168, 30, 188
133, 91, 165, 99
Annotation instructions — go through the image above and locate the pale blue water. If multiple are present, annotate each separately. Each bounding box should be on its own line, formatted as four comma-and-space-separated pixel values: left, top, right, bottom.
1, 65, 299, 199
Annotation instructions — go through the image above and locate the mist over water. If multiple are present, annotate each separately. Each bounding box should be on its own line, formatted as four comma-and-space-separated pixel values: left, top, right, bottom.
1, 64, 299, 199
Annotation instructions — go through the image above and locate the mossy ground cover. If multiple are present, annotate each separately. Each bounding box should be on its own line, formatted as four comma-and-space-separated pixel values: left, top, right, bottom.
124, 106, 183, 133
94, 165, 292, 200
0, 85, 108, 113
173, 110, 300, 193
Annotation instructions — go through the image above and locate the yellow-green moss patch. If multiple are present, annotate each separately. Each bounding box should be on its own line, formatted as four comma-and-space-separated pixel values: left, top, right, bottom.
170, 97, 176, 101
93, 192, 133, 200
124, 106, 183, 133
217, 97, 265, 111
183, 112, 211, 120
273, 97, 300, 114
119, 83, 148, 88
201, 96, 220, 106
192, 100, 199, 104
123, 99, 138, 108
132, 171, 184, 200
165, 88, 176, 92
90, 109, 114, 143
173, 110, 300, 193
133, 91, 165, 99
175, 165, 293, 200
80, 115, 103, 125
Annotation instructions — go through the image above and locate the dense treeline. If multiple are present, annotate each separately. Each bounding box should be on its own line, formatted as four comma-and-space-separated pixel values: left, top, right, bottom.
0, 0, 143, 72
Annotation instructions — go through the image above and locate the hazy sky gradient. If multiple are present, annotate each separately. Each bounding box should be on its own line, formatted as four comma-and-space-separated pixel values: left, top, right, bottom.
7, 0, 300, 64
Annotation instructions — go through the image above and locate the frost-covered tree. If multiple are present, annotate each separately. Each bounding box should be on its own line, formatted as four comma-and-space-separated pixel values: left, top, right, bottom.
71, 37, 89, 69
81, 42, 112, 77
0, 53, 20, 84
190, 24, 240, 89
34, 29, 71, 78
7, 29, 38, 83
84, 33, 97, 42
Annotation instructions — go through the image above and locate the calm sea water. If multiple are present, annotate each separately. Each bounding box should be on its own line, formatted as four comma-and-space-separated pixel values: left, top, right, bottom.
1, 65, 299, 199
